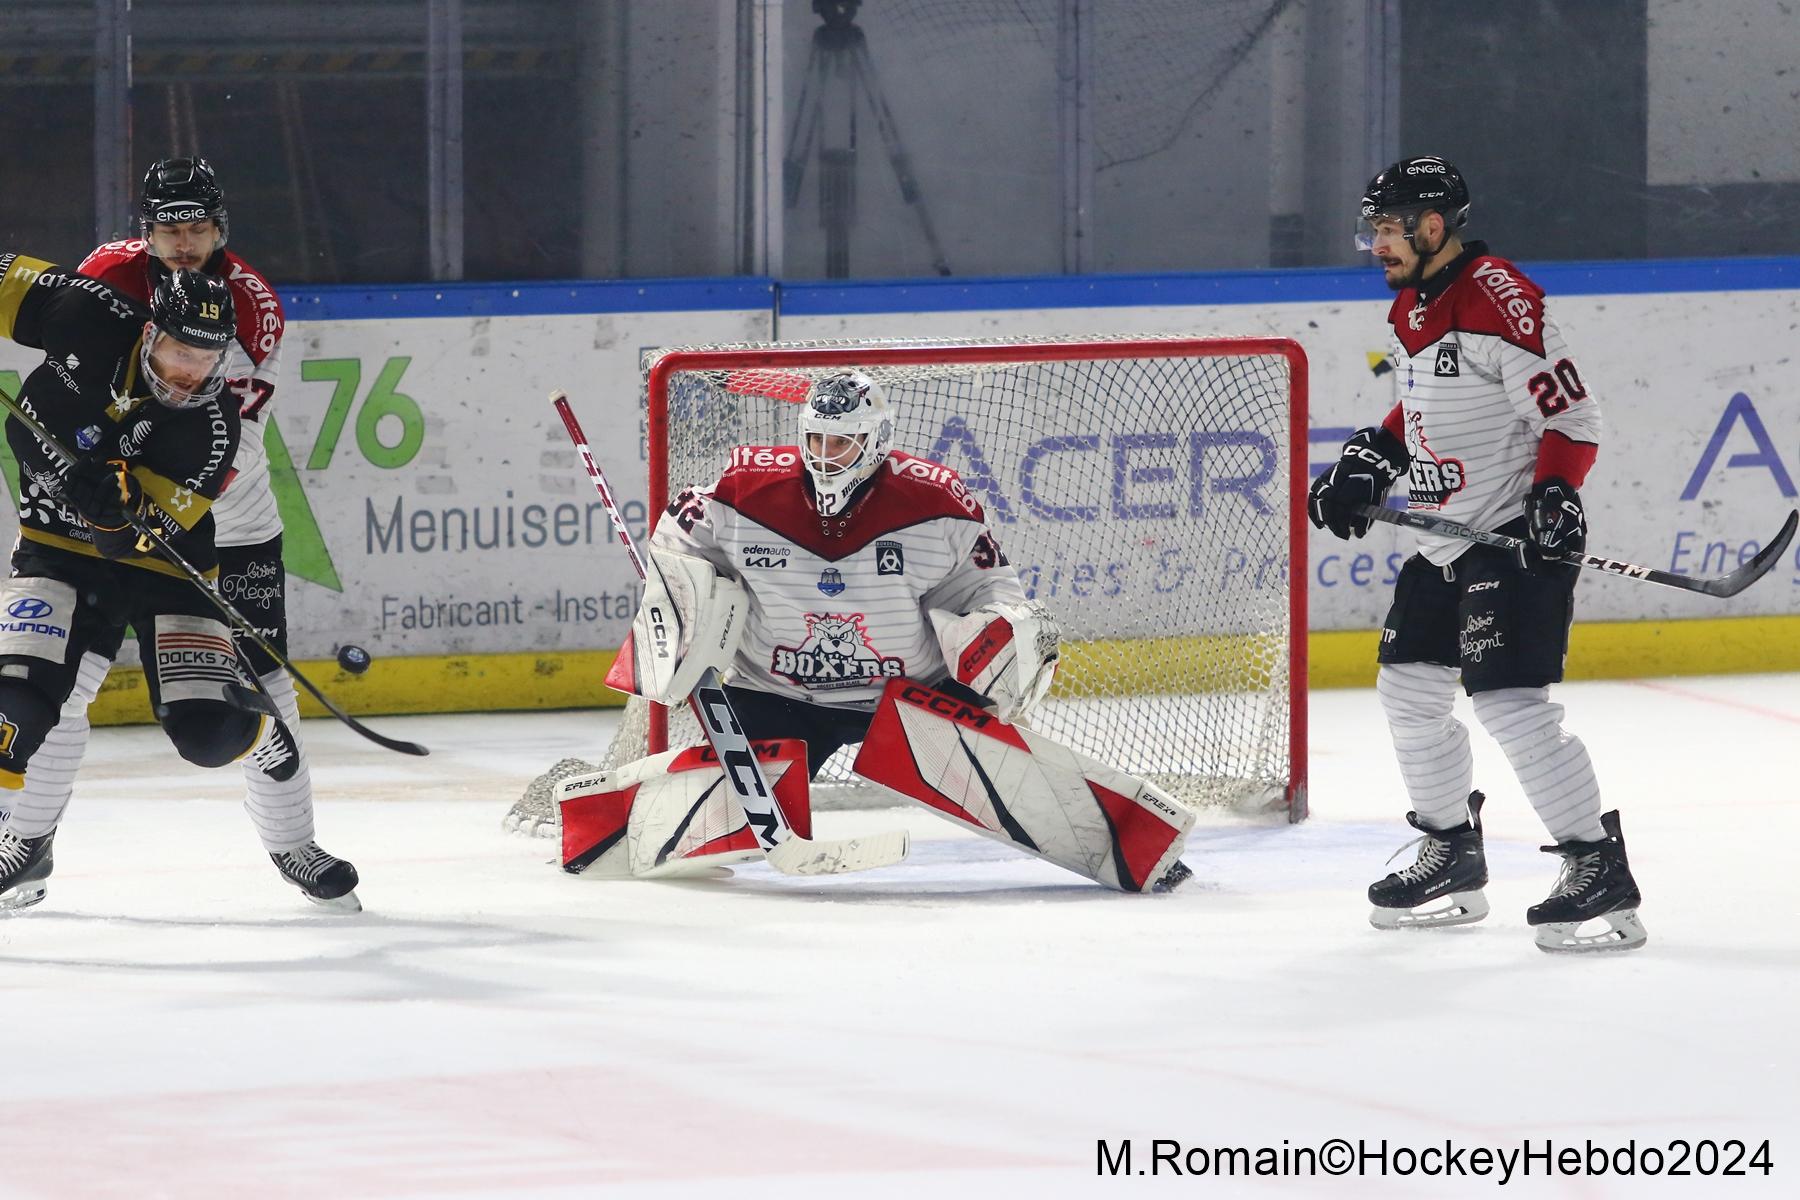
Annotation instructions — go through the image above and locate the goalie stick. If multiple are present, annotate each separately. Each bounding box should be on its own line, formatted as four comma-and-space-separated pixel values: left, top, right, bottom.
551, 389, 909, 876
1355, 502, 1798, 599
0, 380, 428, 757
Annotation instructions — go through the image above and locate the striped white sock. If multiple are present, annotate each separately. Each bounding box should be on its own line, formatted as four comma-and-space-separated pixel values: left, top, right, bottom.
6, 652, 111, 839
1472, 687, 1605, 843
1376, 662, 1475, 831
241, 670, 316, 853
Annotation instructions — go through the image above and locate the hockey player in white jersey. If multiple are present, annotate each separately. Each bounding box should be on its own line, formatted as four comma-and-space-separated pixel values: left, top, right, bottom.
1309, 156, 1645, 952
573, 370, 1194, 892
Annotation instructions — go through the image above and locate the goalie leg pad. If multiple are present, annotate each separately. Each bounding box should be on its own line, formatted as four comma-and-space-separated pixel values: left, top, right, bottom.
852, 679, 1193, 892
604, 547, 747, 705
559, 739, 812, 878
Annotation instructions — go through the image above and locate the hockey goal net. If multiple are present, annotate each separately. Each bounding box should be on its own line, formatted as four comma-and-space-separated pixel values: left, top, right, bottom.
507, 334, 1307, 834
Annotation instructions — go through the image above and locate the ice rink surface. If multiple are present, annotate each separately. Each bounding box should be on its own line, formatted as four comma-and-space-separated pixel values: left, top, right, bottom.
1, 674, 1795, 1198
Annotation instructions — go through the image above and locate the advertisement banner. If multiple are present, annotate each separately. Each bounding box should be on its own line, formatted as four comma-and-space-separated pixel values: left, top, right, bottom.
1, 264, 1795, 713
0, 298, 771, 671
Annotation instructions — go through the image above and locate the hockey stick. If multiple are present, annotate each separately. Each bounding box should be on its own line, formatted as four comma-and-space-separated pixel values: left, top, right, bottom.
0, 381, 428, 756
1355, 502, 1798, 599
552, 389, 909, 876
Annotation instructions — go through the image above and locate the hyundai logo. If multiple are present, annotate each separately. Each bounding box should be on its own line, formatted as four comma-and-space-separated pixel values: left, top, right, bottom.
6, 598, 52, 620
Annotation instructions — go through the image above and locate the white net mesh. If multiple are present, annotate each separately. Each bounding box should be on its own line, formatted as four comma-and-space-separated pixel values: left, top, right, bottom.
506, 334, 1304, 836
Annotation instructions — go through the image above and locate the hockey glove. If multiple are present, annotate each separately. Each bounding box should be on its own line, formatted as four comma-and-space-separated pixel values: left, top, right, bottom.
64, 458, 146, 532
1524, 478, 1586, 570
1307, 425, 1408, 540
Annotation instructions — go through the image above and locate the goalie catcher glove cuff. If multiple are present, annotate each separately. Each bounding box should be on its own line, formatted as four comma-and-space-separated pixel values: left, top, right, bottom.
1307, 424, 1408, 540
929, 600, 1061, 722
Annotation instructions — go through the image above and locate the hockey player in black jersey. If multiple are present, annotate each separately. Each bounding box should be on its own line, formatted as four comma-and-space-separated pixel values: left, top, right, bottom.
0, 254, 357, 912
1310, 157, 1644, 953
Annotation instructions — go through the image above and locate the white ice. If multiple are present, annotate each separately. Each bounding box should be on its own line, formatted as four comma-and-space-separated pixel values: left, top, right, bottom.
1, 675, 1795, 1198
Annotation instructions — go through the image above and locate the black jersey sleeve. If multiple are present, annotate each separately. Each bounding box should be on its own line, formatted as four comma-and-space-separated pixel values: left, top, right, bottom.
0, 251, 146, 360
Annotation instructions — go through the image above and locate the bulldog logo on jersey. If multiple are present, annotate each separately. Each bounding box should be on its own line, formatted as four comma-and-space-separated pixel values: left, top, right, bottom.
875, 540, 904, 576
771, 613, 905, 691
1405, 412, 1466, 509
1434, 343, 1459, 376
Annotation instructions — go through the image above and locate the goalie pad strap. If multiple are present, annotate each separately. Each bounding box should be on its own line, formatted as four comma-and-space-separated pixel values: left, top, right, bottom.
851, 679, 1192, 892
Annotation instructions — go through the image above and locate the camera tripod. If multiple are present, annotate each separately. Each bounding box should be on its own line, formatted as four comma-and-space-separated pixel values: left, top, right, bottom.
783, 0, 951, 278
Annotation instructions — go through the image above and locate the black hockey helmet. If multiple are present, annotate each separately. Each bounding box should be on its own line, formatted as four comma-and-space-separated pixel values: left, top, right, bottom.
141, 269, 234, 408
1356, 155, 1470, 250
140, 157, 229, 244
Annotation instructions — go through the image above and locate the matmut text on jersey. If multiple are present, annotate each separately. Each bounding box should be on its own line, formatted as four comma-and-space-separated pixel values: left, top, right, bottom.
651, 448, 1027, 711
1385, 244, 1603, 566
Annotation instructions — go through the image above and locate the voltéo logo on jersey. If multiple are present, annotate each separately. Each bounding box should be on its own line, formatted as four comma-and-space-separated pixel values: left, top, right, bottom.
1434, 343, 1459, 377
817, 567, 846, 596
875, 540, 904, 576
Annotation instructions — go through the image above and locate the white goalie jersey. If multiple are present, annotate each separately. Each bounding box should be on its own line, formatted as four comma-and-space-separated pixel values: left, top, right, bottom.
649, 447, 1028, 711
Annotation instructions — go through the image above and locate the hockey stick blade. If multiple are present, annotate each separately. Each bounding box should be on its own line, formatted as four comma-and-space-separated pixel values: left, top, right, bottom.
1355, 503, 1798, 599
767, 828, 910, 875
0, 381, 428, 756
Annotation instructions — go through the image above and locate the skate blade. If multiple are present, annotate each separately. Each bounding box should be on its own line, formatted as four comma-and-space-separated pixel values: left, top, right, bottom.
0, 881, 47, 913
303, 889, 363, 914
1534, 908, 1646, 954
1370, 889, 1489, 930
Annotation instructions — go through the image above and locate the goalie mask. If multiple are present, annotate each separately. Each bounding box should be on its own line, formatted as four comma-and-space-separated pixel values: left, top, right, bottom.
799, 370, 893, 517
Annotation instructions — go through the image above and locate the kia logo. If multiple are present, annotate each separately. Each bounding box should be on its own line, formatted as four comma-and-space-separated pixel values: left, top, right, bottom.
7, 598, 52, 619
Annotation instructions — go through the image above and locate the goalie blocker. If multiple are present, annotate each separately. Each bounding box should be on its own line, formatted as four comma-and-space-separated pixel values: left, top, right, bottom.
853, 679, 1195, 892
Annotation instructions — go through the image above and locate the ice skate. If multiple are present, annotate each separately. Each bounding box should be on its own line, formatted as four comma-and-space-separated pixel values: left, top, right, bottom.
1368, 791, 1488, 929
0, 828, 55, 912
271, 841, 362, 912
1528, 810, 1645, 953
1152, 860, 1193, 893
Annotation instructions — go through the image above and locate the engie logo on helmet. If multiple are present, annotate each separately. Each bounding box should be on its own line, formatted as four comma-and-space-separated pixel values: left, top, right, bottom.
154, 205, 210, 223
1405, 162, 1447, 174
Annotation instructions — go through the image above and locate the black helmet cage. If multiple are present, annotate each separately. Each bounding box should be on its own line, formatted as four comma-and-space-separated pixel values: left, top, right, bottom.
141, 269, 235, 409
139, 157, 230, 247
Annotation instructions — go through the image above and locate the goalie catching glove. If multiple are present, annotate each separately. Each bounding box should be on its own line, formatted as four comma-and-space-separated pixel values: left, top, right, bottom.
605, 546, 747, 705
930, 600, 1060, 721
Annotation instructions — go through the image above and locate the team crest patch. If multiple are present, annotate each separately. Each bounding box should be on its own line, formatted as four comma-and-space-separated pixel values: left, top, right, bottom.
74, 425, 103, 451
1434, 343, 1459, 376
875, 540, 904, 576
818, 568, 846, 596
772, 613, 905, 691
